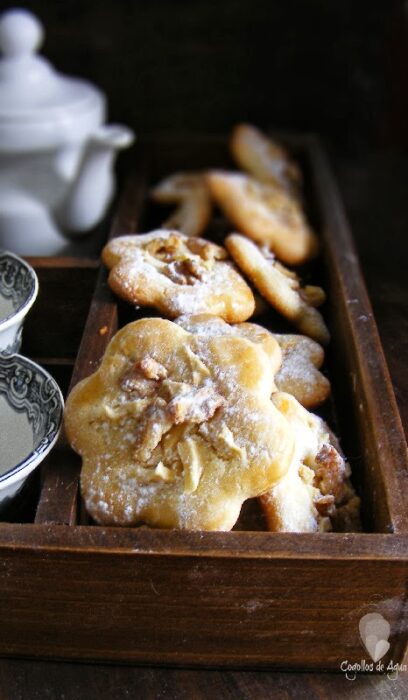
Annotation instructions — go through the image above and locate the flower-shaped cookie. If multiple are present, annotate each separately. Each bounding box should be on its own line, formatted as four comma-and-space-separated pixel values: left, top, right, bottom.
274, 334, 331, 408
225, 234, 330, 344
64, 318, 295, 530
207, 172, 317, 265
230, 123, 301, 194
102, 230, 255, 322
176, 313, 282, 378
151, 172, 212, 238
176, 315, 331, 408
260, 392, 360, 532
176, 313, 284, 396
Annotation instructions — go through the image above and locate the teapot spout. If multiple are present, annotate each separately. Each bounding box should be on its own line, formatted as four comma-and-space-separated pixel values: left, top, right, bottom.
56, 124, 134, 234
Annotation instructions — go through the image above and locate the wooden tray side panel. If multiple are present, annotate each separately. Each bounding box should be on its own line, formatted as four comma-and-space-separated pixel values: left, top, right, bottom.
0, 544, 406, 670
307, 138, 408, 533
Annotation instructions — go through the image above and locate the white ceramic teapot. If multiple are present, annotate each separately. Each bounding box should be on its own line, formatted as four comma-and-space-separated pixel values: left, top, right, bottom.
0, 8, 135, 255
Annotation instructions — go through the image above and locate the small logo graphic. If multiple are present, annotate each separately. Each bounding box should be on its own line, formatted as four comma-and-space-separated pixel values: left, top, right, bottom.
359, 612, 391, 662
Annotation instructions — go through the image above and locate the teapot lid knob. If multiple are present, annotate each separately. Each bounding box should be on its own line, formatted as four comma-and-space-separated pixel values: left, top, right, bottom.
0, 8, 44, 58
0, 7, 106, 153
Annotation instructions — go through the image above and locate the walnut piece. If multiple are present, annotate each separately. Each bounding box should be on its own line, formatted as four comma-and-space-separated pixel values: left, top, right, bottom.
139, 356, 167, 380
159, 380, 193, 401
314, 493, 336, 517
199, 421, 245, 460
133, 386, 225, 461
120, 372, 157, 396
145, 233, 183, 260
134, 398, 174, 461
167, 386, 225, 424
186, 238, 227, 261
120, 356, 167, 394
165, 259, 205, 285
313, 443, 347, 501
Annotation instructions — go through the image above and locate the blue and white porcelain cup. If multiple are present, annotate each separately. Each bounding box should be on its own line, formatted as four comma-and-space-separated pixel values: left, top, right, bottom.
0, 353, 63, 509
0, 251, 38, 354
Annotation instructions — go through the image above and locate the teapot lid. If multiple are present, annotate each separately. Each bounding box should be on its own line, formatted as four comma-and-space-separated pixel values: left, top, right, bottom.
0, 8, 105, 152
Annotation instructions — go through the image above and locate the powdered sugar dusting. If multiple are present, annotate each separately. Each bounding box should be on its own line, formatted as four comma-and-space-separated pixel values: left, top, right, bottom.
104, 230, 254, 322
69, 318, 294, 530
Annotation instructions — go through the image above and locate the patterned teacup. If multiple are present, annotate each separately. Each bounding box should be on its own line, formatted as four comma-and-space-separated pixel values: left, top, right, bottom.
0, 251, 38, 354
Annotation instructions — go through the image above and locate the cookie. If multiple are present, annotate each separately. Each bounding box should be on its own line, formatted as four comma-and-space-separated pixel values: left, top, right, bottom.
176, 313, 282, 378
102, 230, 255, 323
230, 123, 301, 193
64, 318, 295, 531
151, 172, 212, 238
274, 333, 331, 408
176, 316, 330, 407
225, 234, 330, 344
207, 171, 318, 265
260, 392, 360, 532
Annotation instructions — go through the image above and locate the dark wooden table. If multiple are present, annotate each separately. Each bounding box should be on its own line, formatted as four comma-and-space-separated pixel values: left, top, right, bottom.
0, 149, 406, 699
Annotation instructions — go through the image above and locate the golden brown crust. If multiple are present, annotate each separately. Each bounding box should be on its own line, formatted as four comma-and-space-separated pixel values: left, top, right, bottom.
176, 313, 282, 379
273, 333, 331, 408
102, 230, 255, 323
207, 171, 318, 265
151, 172, 212, 238
64, 318, 295, 531
260, 393, 360, 533
225, 234, 330, 345
176, 316, 331, 408
230, 123, 302, 194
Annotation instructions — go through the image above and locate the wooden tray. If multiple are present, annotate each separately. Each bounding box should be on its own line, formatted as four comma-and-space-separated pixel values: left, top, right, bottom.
0, 134, 407, 670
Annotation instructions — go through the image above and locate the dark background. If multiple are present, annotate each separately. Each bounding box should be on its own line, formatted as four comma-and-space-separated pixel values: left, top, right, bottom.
2, 0, 407, 156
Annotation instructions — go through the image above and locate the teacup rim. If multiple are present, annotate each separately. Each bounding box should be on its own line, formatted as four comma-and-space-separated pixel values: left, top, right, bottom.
0, 352, 64, 486
0, 250, 39, 331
